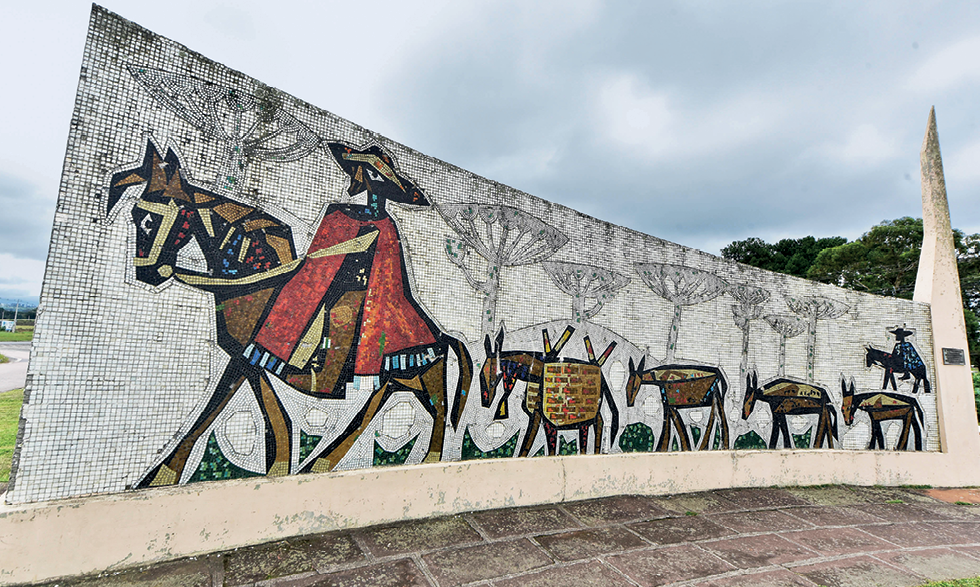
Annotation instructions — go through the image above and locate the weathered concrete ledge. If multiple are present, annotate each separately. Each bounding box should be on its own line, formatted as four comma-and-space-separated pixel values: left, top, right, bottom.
3, 448, 980, 585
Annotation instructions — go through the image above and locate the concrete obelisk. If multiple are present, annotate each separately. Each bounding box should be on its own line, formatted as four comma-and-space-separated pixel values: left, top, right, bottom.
913, 107, 979, 455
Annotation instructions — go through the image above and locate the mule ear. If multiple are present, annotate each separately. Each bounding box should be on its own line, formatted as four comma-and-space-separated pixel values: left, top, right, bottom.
628, 356, 635, 374
484, 334, 493, 356
638, 356, 646, 373
495, 327, 505, 353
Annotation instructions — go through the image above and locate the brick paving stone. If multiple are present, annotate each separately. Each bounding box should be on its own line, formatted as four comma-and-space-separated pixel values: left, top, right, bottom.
562, 495, 671, 526
876, 547, 980, 581
690, 568, 820, 587
713, 487, 811, 510
422, 538, 552, 586
627, 514, 736, 545
607, 543, 735, 587
534, 526, 647, 561
708, 509, 813, 533
470, 506, 579, 539
782, 505, 885, 527
791, 555, 923, 587
859, 503, 948, 523
224, 533, 363, 585
35, 557, 218, 587
953, 545, 980, 559
784, 485, 870, 506
857, 522, 957, 548
353, 516, 481, 557
651, 491, 739, 515
276, 558, 431, 587
781, 527, 897, 556
700, 533, 818, 568
493, 560, 633, 587
920, 521, 980, 545
912, 501, 980, 520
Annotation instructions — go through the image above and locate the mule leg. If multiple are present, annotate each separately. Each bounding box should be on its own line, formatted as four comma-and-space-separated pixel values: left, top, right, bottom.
769, 417, 782, 450
882, 371, 890, 390
911, 414, 922, 450
716, 393, 730, 449
140, 368, 247, 487
657, 408, 673, 452
869, 419, 884, 450
780, 417, 792, 449
594, 412, 604, 455
543, 419, 558, 455
518, 410, 543, 458
579, 425, 589, 456
697, 404, 716, 451
255, 371, 291, 475
419, 358, 449, 463
888, 371, 898, 391
813, 412, 826, 449
897, 412, 912, 450
673, 410, 692, 451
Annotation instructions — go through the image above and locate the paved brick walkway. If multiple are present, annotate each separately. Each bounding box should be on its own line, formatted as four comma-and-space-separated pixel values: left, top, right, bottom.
24, 486, 980, 587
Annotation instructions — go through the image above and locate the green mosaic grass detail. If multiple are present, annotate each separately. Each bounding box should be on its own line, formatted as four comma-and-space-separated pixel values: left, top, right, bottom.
373, 435, 417, 466
558, 436, 577, 455
299, 430, 322, 463
691, 426, 702, 446
619, 422, 656, 453
733, 430, 768, 450
533, 446, 546, 457
792, 428, 812, 449
461, 427, 518, 460
189, 433, 261, 482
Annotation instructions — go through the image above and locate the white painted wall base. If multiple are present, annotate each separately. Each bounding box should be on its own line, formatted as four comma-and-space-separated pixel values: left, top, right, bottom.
3, 448, 980, 586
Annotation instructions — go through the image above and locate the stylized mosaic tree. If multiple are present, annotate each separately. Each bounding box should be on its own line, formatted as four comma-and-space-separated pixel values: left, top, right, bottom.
542, 261, 630, 323
785, 296, 850, 382
440, 203, 568, 337
634, 263, 729, 362
763, 315, 807, 377
729, 283, 771, 380
128, 65, 320, 195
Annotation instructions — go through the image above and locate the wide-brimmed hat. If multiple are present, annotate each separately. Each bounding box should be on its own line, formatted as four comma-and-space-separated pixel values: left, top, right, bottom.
889, 326, 915, 339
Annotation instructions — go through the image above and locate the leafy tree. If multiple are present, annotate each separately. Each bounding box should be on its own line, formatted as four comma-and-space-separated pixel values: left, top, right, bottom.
722, 236, 846, 278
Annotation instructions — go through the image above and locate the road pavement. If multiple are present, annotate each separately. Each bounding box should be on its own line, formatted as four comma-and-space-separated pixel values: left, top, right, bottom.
0, 342, 30, 393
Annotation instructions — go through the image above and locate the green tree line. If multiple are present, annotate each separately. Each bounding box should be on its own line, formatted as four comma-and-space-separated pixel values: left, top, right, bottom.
722, 217, 980, 365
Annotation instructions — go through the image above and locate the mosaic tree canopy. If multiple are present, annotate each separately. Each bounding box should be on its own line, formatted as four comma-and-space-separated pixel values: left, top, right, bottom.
6, 6, 941, 505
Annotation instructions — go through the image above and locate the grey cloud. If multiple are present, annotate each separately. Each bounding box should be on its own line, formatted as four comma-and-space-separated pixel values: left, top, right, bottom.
0, 172, 54, 261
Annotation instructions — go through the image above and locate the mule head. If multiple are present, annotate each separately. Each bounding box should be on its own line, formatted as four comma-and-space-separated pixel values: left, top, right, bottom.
480, 328, 505, 408
742, 371, 760, 420
327, 142, 428, 208
865, 345, 874, 368
111, 141, 205, 287
625, 356, 646, 407
840, 375, 856, 425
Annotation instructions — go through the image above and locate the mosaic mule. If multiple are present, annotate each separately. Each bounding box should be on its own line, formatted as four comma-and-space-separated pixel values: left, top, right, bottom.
741, 372, 838, 449
107, 139, 474, 486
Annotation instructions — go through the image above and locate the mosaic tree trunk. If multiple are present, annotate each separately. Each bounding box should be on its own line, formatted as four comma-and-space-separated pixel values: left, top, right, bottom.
542, 261, 630, 323
786, 296, 850, 382
729, 283, 771, 383
764, 315, 807, 376
440, 204, 568, 337
634, 263, 729, 362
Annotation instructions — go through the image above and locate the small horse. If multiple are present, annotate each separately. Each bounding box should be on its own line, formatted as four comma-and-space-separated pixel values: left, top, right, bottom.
625, 357, 729, 451
841, 377, 924, 450
741, 372, 837, 449
108, 139, 473, 486
480, 327, 619, 457
865, 346, 930, 394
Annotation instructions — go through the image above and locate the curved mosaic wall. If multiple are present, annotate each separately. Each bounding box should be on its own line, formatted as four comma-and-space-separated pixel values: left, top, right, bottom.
7, 7, 939, 504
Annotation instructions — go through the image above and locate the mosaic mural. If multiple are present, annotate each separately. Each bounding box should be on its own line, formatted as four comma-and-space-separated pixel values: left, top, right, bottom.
7, 7, 941, 504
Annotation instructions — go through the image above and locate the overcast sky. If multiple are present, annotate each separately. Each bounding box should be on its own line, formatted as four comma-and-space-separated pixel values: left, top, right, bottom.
2, 0, 980, 302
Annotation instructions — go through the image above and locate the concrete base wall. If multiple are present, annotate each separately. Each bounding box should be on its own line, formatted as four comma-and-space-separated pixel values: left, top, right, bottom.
3, 447, 980, 585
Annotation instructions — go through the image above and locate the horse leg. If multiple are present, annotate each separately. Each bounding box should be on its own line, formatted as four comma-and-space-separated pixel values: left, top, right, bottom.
813, 412, 826, 449
780, 417, 792, 449
254, 370, 292, 475
911, 376, 920, 394
518, 410, 543, 457
419, 358, 449, 463
716, 393, 730, 449
768, 416, 782, 450
869, 418, 884, 450
140, 367, 247, 487
657, 408, 672, 452
911, 413, 923, 450
881, 370, 890, 390
578, 424, 589, 456
888, 371, 898, 391
308, 380, 390, 473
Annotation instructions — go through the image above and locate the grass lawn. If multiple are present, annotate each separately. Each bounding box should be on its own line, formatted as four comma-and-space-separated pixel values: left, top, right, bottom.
0, 330, 32, 342
918, 580, 980, 586
0, 389, 23, 483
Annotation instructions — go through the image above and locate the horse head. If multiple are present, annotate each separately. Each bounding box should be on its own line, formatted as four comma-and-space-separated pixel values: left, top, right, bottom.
108, 140, 207, 287
625, 356, 646, 407
480, 328, 505, 408
840, 375, 857, 426
742, 371, 760, 420
327, 142, 429, 211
